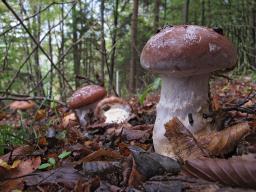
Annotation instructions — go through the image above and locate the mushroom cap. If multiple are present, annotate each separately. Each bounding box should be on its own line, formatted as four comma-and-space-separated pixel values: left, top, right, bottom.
67, 85, 106, 109
9, 100, 36, 110
140, 25, 237, 76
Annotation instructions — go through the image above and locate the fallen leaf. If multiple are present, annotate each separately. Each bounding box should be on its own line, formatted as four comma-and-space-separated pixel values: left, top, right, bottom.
197, 122, 251, 156
0, 178, 24, 192
77, 148, 123, 164
0, 159, 21, 169
183, 157, 256, 188
82, 161, 121, 175
164, 117, 208, 161
0, 156, 41, 180
24, 166, 86, 189
0, 145, 33, 162
34, 109, 46, 121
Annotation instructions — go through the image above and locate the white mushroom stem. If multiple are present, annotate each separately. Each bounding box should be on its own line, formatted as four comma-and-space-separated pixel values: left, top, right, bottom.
154, 74, 211, 158
74, 103, 97, 127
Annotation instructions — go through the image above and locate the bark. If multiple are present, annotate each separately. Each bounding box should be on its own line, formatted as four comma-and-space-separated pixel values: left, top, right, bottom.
32, 4, 45, 96
154, 0, 161, 32
251, 2, 256, 68
72, 4, 81, 88
109, 0, 119, 93
58, 3, 66, 101
100, 0, 106, 84
47, 17, 53, 99
183, 0, 190, 24
200, 0, 205, 25
129, 0, 139, 93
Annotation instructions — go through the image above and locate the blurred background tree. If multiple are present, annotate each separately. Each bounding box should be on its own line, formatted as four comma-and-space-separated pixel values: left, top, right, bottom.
0, 0, 255, 100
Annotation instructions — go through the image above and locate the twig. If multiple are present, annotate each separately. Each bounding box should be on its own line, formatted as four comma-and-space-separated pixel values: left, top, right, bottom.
0, 96, 66, 106
28, 37, 83, 95
2, 0, 75, 91
4, 4, 74, 94
0, 1, 76, 36
76, 75, 99, 85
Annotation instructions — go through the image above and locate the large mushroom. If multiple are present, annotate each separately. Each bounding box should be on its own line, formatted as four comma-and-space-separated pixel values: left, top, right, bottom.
67, 85, 106, 127
140, 25, 237, 158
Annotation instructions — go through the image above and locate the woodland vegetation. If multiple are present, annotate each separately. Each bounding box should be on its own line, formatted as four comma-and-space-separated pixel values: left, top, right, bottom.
0, 0, 255, 100
0, 0, 256, 191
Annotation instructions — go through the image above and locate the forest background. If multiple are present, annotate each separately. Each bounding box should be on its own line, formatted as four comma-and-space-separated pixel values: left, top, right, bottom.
0, 0, 255, 102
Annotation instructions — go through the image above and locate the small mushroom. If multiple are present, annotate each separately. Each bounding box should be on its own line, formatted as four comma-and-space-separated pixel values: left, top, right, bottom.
140, 25, 237, 158
67, 85, 106, 127
62, 113, 78, 128
9, 100, 36, 111
94, 96, 131, 124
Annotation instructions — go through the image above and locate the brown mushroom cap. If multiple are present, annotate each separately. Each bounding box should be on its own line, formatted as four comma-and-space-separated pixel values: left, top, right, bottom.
67, 85, 106, 109
9, 100, 36, 110
140, 25, 237, 76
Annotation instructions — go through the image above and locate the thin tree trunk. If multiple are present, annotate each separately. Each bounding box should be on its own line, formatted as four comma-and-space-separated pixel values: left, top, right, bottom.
183, 0, 190, 24
251, 2, 256, 68
129, 0, 139, 93
72, 4, 81, 88
154, 0, 161, 32
47, 18, 53, 99
109, 0, 119, 93
32, 4, 45, 96
200, 0, 205, 25
100, 0, 106, 84
58, 3, 66, 100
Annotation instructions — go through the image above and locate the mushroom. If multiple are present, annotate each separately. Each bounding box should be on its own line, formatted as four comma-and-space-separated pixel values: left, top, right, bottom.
140, 25, 237, 157
9, 100, 36, 111
67, 85, 106, 127
94, 96, 131, 124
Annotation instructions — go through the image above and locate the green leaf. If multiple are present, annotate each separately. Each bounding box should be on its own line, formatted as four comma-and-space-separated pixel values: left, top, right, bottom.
58, 151, 71, 159
48, 158, 56, 165
38, 163, 51, 170
138, 78, 161, 104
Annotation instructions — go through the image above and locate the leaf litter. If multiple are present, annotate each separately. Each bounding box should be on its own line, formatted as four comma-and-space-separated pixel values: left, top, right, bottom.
0, 79, 256, 191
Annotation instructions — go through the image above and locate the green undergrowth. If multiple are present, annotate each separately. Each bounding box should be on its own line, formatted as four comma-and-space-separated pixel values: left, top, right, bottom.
0, 124, 30, 155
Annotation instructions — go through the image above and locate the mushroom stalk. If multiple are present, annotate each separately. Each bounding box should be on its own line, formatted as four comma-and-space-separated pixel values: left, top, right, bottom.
154, 74, 210, 157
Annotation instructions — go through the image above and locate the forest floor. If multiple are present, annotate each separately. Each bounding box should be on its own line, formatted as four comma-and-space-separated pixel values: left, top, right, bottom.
0, 77, 256, 192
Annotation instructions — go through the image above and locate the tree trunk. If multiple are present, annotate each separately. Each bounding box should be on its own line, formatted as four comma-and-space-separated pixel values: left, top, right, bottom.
154, 0, 161, 32
100, 0, 106, 84
47, 17, 53, 99
32, 4, 45, 96
200, 0, 205, 25
183, 0, 190, 24
251, 2, 256, 68
72, 4, 81, 89
58, 3, 66, 101
129, 0, 139, 93
109, 0, 119, 93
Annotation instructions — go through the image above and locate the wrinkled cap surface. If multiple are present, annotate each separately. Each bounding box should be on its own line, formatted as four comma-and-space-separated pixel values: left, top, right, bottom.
140, 25, 237, 76
68, 85, 106, 109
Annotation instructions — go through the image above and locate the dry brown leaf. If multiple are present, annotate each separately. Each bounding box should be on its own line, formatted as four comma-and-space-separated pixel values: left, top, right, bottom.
34, 109, 46, 121
0, 178, 24, 192
77, 148, 123, 164
183, 157, 256, 188
0, 156, 41, 180
164, 117, 208, 161
0, 145, 34, 162
128, 158, 146, 187
197, 122, 251, 156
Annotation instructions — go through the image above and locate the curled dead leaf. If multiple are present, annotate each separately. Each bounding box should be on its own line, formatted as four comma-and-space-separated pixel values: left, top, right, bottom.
164, 117, 208, 161
183, 157, 256, 188
197, 122, 251, 156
